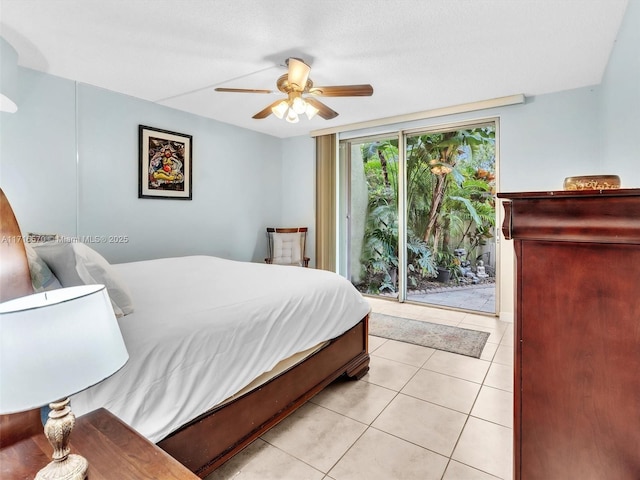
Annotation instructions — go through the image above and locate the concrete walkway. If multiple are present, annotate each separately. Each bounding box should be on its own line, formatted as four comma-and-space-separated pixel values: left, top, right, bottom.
406, 284, 496, 314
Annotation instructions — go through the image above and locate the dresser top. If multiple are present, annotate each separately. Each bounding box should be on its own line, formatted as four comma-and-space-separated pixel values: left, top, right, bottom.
498, 188, 640, 200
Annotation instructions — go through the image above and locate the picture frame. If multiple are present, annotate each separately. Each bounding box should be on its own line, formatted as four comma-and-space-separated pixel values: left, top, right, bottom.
139, 125, 192, 200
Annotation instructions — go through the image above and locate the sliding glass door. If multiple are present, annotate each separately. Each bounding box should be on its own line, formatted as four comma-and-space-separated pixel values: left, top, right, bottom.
339, 120, 498, 315
340, 135, 401, 297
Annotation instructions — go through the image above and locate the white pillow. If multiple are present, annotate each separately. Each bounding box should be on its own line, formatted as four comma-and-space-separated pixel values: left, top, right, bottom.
24, 244, 63, 292
33, 242, 134, 317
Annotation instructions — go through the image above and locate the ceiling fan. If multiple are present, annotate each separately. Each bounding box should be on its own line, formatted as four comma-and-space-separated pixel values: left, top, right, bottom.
214, 58, 373, 123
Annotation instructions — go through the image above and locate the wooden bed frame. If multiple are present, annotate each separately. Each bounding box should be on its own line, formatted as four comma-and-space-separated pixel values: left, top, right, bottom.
0, 188, 370, 478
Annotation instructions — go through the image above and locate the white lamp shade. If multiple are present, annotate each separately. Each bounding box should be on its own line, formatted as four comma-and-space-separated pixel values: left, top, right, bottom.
291, 96, 307, 114
0, 285, 129, 414
271, 100, 288, 119
305, 103, 319, 120
285, 108, 299, 123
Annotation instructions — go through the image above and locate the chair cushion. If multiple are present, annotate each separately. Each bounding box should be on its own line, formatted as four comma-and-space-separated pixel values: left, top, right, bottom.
271, 232, 303, 266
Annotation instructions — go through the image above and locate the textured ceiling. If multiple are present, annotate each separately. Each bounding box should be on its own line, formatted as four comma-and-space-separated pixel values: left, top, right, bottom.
0, 0, 629, 138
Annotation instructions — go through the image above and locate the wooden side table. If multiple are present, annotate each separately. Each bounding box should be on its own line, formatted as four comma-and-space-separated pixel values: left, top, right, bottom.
0, 408, 199, 479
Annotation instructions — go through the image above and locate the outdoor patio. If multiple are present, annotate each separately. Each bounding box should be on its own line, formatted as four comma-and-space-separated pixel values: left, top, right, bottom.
407, 284, 496, 315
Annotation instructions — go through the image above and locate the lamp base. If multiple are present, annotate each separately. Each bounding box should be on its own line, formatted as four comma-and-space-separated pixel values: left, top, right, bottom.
36, 398, 88, 480
35, 453, 88, 480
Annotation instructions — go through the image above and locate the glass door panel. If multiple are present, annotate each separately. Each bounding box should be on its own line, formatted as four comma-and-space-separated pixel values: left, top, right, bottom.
344, 136, 400, 298
404, 125, 497, 314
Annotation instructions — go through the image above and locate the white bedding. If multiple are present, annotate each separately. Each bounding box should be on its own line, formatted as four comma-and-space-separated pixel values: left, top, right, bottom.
70, 255, 370, 443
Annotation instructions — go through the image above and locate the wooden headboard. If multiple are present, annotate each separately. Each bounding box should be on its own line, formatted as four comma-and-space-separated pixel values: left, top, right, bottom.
0, 189, 32, 302
0, 188, 42, 447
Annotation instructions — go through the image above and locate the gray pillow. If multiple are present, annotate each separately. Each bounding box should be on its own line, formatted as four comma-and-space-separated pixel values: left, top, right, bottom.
24, 244, 63, 292
33, 242, 134, 317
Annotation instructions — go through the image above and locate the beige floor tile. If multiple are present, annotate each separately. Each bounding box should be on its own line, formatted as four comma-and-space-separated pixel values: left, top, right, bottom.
479, 341, 498, 362
443, 460, 502, 479
205, 438, 324, 480
423, 350, 491, 384
416, 307, 468, 325
369, 298, 481, 326
483, 362, 513, 392
372, 394, 467, 457
262, 403, 367, 473
367, 335, 387, 353
328, 427, 448, 480
501, 325, 514, 347
402, 368, 481, 414
389, 304, 429, 320
365, 297, 398, 313
492, 344, 514, 366
470, 386, 513, 428
460, 314, 509, 333
371, 338, 435, 367
363, 355, 419, 391
310, 377, 396, 425
452, 417, 513, 480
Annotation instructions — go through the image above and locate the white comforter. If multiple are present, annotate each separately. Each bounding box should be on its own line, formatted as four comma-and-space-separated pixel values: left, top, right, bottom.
71, 256, 370, 443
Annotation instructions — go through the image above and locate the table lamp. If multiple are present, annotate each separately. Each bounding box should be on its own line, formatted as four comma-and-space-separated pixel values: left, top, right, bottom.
0, 284, 129, 480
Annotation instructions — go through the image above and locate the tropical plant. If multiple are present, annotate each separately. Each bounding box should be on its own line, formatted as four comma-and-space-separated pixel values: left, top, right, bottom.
410, 129, 495, 250
355, 125, 495, 291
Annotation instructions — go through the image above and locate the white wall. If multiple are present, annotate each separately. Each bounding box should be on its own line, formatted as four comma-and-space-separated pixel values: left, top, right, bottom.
280, 135, 316, 266
600, 0, 640, 186
75, 83, 283, 263
0, 68, 77, 236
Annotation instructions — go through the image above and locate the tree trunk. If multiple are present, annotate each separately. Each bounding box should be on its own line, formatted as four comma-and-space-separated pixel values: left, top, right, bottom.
423, 174, 448, 245
377, 150, 390, 188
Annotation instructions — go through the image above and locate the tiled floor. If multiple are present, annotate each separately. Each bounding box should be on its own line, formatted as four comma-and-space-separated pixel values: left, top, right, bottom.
206, 297, 514, 480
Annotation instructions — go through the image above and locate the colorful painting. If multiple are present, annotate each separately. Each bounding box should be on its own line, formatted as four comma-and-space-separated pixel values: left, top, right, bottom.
139, 125, 192, 199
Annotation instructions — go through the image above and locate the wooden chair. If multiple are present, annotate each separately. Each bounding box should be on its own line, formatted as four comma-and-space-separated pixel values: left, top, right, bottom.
265, 227, 310, 267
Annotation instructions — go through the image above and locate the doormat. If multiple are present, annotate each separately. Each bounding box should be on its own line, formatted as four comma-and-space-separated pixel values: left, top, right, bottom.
369, 312, 490, 358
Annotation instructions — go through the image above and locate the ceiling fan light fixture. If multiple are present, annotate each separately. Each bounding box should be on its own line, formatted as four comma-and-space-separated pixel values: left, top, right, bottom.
291, 95, 307, 115
227, 56, 373, 122
305, 102, 319, 120
271, 100, 289, 119
285, 108, 299, 123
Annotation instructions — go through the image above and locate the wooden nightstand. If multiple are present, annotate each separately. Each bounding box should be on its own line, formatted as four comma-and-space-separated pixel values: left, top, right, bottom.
0, 408, 199, 479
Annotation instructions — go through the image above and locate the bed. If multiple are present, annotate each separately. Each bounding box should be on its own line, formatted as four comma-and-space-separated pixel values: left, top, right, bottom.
0, 189, 370, 477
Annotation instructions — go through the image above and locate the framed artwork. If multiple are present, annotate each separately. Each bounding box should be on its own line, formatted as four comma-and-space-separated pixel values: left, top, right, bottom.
139, 125, 192, 200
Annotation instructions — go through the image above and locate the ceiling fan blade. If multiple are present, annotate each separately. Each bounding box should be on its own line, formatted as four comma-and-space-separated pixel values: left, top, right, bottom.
308, 84, 373, 97
305, 97, 338, 120
215, 87, 274, 94
252, 99, 286, 119
287, 58, 311, 90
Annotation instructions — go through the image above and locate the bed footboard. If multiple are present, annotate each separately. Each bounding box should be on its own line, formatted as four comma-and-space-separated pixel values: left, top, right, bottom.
158, 315, 369, 478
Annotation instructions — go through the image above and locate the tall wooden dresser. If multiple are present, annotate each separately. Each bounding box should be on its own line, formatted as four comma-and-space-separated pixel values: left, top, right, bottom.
498, 189, 640, 480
